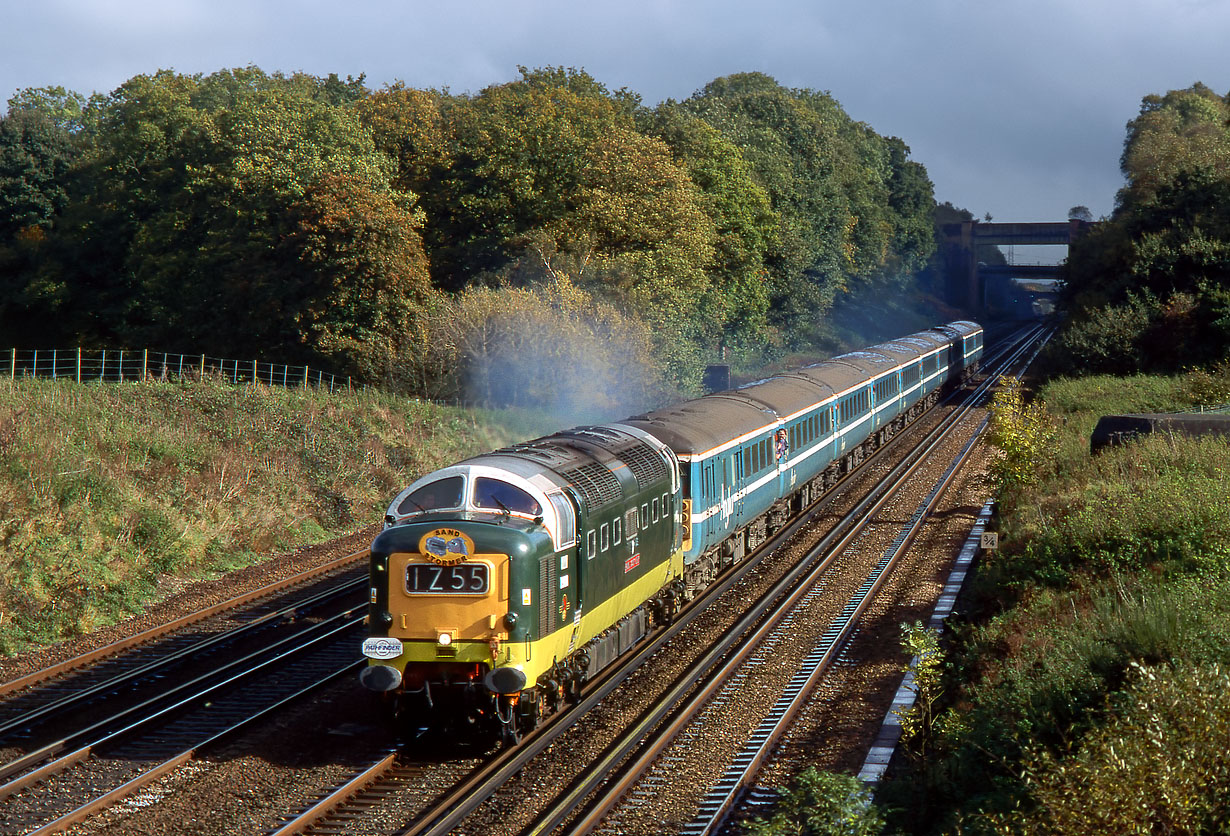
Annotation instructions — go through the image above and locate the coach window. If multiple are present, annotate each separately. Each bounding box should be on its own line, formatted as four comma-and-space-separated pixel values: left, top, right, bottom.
601, 523, 610, 551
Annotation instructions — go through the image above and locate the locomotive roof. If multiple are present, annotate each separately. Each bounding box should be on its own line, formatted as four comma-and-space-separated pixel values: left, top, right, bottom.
469, 423, 674, 513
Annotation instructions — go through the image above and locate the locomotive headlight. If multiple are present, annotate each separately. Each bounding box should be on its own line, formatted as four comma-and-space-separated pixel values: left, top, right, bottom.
437, 632, 452, 646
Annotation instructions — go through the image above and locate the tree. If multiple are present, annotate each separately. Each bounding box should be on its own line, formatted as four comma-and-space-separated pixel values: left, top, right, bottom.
0, 107, 78, 239
640, 103, 776, 358
6, 67, 426, 365
682, 73, 934, 348
1068, 205, 1093, 222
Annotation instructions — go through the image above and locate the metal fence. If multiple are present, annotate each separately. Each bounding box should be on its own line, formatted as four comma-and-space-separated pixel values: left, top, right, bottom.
5, 348, 353, 393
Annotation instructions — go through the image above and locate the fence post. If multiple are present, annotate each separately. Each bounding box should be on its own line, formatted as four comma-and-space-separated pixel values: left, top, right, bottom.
303, 366, 309, 389
253, 359, 257, 387
200, 354, 205, 379
100, 350, 105, 381
118, 350, 124, 382
33, 350, 37, 378
142, 349, 148, 382
77, 348, 81, 383
10, 348, 14, 380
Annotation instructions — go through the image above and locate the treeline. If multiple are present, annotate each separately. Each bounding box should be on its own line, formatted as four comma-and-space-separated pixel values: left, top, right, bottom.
0, 67, 939, 412
1052, 82, 1230, 375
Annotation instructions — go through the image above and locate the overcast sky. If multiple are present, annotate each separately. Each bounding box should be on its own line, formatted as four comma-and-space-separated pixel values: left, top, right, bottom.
4, 1, 1228, 241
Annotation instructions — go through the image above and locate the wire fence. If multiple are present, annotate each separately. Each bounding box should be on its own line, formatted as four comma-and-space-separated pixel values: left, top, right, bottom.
5, 348, 354, 393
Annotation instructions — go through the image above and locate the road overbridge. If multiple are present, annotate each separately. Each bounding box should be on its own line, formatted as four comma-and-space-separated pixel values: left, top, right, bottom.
940, 219, 1094, 315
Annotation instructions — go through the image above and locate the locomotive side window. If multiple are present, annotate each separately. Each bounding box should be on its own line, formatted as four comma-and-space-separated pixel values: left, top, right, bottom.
601, 523, 609, 551
587, 529, 596, 558
474, 477, 541, 515
614, 518, 622, 546
652, 498, 660, 523
398, 476, 464, 515
641, 503, 649, 527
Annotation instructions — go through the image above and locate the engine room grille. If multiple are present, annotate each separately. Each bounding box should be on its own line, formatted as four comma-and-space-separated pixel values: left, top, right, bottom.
618, 444, 669, 489
559, 462, 623, 510
540, 555, 556, 635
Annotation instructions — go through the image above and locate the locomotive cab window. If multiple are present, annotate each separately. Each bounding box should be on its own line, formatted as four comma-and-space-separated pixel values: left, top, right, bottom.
474, 477, 541, 516
397, 476, 464, 515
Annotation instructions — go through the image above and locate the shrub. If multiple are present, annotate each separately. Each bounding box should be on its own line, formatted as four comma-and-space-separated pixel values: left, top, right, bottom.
742, 768, 884, 836
985, 662, 1230, 834
985, 376, 1055, 504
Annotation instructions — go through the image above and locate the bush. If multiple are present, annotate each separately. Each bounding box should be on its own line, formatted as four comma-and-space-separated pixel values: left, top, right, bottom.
983, 662, 1230, 834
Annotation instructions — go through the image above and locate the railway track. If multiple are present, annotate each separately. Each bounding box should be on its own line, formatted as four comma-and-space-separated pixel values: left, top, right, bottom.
261, 326, 1043, 836
0, 552, 370, 835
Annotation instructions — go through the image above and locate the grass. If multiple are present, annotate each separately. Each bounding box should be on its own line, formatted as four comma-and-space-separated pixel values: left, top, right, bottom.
0, 377, 557, 655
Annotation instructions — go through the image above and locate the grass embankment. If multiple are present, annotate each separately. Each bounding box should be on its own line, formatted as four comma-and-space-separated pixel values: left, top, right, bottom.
0, 378, 554, 656
878, 368, 1230, 834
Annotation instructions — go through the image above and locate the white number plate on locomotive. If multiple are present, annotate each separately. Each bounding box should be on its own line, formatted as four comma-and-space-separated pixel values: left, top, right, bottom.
406, 562, 490, 594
